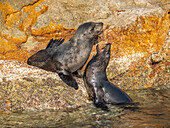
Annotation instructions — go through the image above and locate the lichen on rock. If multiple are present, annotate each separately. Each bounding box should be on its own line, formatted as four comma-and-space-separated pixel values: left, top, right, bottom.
0, 0, 169, 63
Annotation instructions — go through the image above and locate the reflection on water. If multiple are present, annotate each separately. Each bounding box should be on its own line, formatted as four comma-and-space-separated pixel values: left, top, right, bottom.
0, 86, 170, 128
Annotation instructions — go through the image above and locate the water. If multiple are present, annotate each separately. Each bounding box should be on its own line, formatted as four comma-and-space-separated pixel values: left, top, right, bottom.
0, 86, 170, 128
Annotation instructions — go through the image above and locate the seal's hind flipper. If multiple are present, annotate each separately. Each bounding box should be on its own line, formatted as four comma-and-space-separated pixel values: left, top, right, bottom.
46, 38, 65, 49
55, 38, 65, 47
46, 39, 54, 49
72, 70, 83, 78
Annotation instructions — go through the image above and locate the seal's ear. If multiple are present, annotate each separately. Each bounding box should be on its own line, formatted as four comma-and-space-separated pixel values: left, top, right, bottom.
96, 44, 100, 54
70, 37, 78, 46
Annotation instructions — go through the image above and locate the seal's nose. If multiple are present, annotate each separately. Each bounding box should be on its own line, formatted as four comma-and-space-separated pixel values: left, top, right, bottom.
105, 43, 111, 51
96, 22, 103, 27
99, 22, 103, 26
95, 22, 103, 34
27, 59, 31, 65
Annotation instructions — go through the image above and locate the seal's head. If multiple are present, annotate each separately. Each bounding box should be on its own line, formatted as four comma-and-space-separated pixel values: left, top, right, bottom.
74, 22, 103, 40
85, 43, 111, 75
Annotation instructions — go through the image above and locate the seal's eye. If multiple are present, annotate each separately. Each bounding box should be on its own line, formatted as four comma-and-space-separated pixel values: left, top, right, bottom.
89, 26, 95, 33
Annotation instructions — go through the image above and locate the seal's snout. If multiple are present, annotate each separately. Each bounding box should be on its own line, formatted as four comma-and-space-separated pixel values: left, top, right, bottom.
105, 43, 111, 47
97, 22, 103, 29
101, 43, 111, 52
27, 59, 32, 65
105, 43, 111, 51
98, 22, 103, 26
95, 22, 103, 35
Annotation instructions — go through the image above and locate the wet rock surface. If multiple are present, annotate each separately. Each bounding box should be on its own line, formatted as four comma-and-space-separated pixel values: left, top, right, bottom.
0, 0, 170, 111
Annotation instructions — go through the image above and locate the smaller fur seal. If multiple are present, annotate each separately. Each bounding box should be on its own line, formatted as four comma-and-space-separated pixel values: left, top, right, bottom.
27, 22, 103, 90
83, 43, 131, 110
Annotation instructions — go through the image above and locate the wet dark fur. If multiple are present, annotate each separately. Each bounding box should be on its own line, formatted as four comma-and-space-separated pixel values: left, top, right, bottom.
27, 22, 103, 90
83, 43, 132, 110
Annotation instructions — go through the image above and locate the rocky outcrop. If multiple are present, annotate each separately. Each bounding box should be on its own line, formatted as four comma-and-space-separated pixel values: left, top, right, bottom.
0, 0, 169, 111
0, 31, 169, 112
108, 31, 170, 90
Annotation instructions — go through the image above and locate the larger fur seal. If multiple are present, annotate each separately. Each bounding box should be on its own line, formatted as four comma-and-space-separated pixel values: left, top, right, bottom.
27, 22, 103, 90
83, 43, 131, 110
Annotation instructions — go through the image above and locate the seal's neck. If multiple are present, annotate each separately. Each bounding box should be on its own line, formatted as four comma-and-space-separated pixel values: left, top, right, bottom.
93, 70, 108, 81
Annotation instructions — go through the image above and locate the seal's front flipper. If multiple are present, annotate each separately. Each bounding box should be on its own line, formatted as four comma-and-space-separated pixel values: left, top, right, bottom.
72, 70, 83, 78
58, 73, 78, 90
94, 100, 109, 111
57, 67, 78, 90
92, 83, 109, 111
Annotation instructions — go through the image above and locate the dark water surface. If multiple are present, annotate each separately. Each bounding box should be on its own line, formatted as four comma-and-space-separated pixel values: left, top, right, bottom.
0, 85, 170, 128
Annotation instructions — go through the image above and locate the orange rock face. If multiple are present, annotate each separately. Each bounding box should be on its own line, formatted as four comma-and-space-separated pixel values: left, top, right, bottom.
0, 0, 169, 63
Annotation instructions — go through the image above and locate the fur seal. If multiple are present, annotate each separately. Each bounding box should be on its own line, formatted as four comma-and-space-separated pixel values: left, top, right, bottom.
83, 43, 131, 110
27, 22, 103, 90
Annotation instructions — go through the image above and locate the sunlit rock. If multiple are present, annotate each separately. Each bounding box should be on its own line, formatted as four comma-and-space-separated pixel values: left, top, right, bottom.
0, 60, 89, 112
